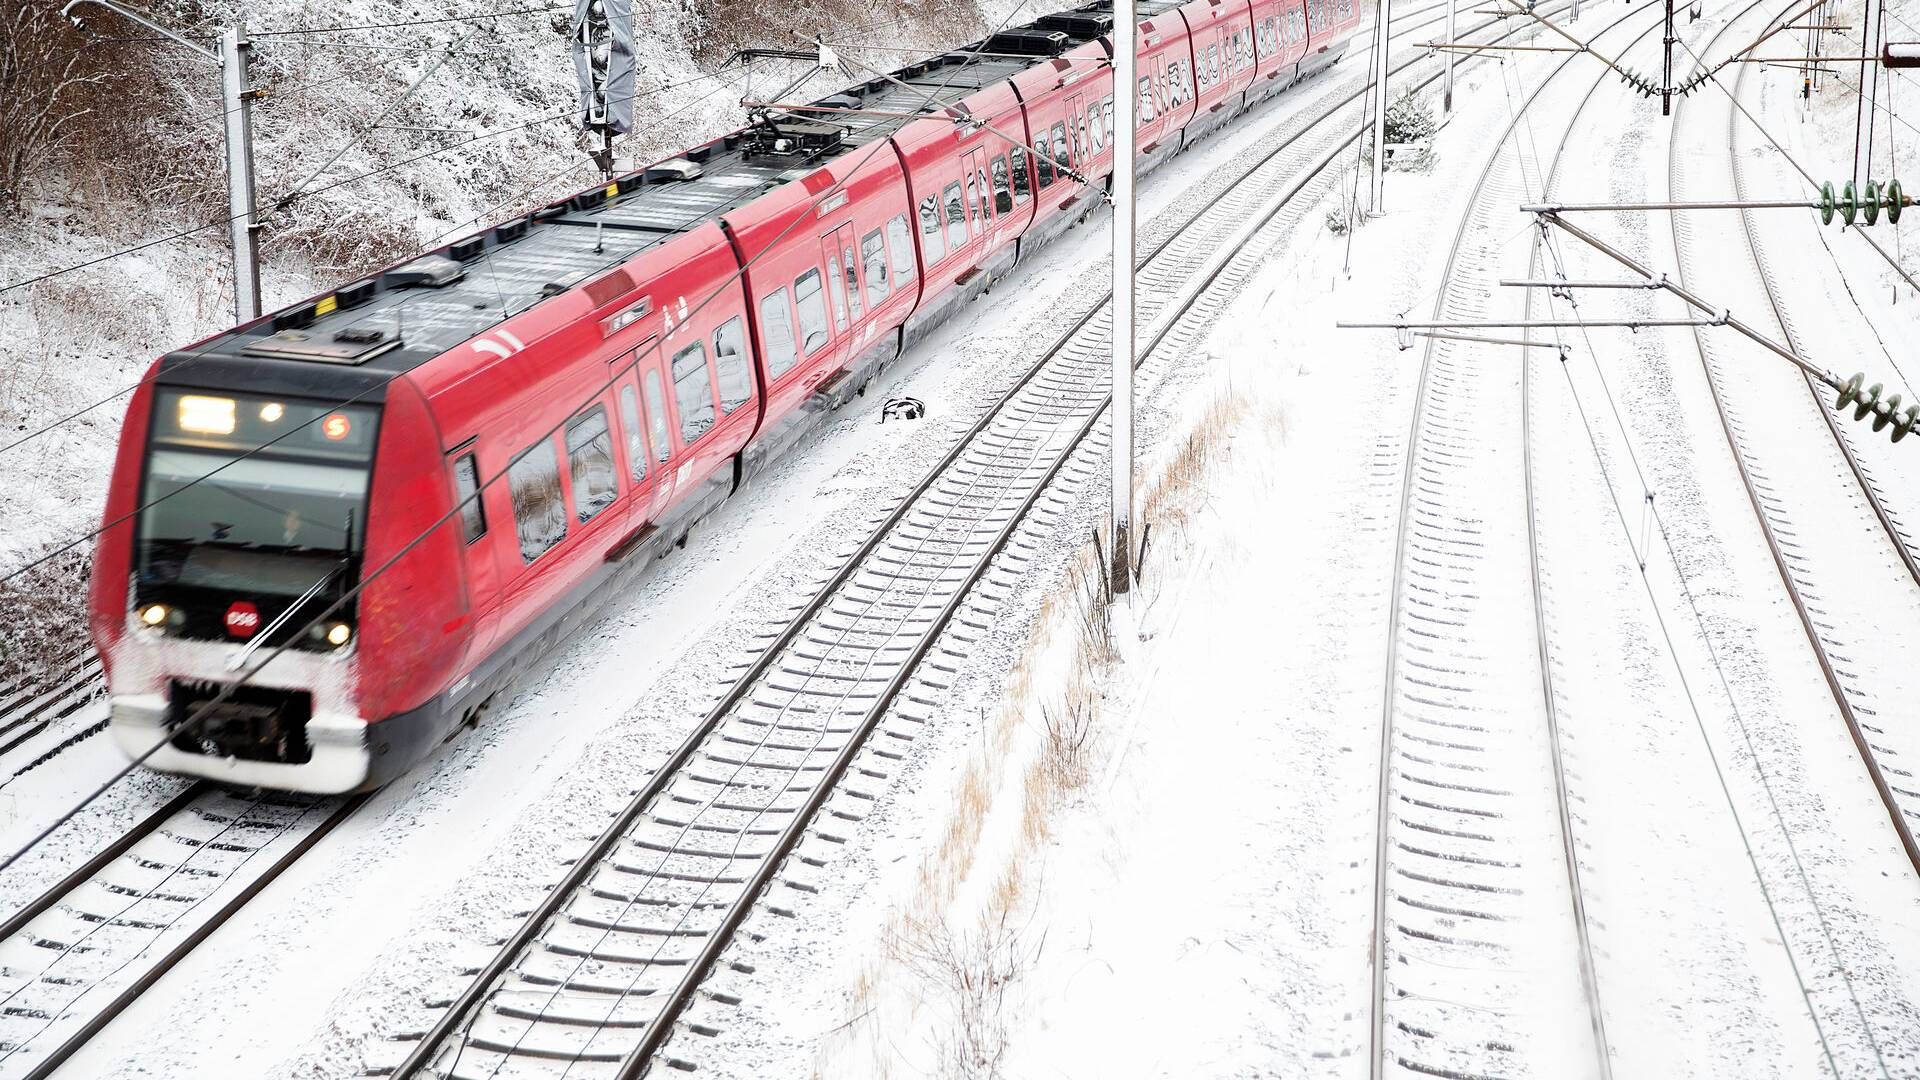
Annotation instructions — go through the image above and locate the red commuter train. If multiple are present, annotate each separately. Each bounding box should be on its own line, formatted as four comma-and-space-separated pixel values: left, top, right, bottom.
87, 0, 1364, 793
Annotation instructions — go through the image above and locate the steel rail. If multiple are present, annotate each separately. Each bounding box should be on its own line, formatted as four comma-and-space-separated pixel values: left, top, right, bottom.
1510, 0, 1725, 1066
1679, 9, 1920, 874
1368, 2, 1667, 1077
0, 783, 208, 943
0, 790, 364, 1079
393, 5, 1592, 1077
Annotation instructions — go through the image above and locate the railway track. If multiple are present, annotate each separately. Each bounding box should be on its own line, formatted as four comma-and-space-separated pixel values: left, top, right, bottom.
0, 648, 105, 786
374, 7, 1597, 1078
1366, 3, 1671, 1076
1644, 0, 1920, 1062
0, 784, 360, 1079
1707, 17, 1920, 869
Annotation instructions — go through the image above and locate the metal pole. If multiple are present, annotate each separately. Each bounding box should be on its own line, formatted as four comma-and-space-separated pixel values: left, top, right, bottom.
1536, 211, 1842, 384
60, 3, 261, 323
1853, 0, 1881, 187
220, 25, 262, 324
1663, 0, 1676, 114
1371, 0, 1392, 211
1444, 0, 1457, 111
1111, 0, 1137, 598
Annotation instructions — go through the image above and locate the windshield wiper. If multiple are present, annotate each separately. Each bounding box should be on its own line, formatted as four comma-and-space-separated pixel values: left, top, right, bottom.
225, 559, 346, 672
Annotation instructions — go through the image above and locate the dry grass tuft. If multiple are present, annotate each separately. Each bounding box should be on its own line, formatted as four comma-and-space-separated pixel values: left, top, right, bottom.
892, 910, 1032, 1080
1039, 691, 1095, 790
848, 386, 1258, 1073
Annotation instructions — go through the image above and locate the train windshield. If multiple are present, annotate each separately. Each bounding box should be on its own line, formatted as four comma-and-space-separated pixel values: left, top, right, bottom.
137, 390, 381, 599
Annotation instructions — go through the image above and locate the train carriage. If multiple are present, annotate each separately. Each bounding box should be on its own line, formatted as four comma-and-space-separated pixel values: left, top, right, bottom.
87, 0, 1363, 793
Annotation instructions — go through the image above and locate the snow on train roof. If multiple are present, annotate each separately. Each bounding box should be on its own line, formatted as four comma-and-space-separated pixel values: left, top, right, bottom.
170, 4, 1120, 384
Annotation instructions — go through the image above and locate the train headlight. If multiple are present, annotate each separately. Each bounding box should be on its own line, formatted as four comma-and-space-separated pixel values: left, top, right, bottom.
138, 603, 170, 628
176, 395, 236, 435
325, 622, 353, 648
259, 402, 285, 423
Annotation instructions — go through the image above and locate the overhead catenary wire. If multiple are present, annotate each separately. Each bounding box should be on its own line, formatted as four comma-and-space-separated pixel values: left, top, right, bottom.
1671, 32, 1920, 389
0, 71, 739, 504
0, 69, 741, 465
1531, 231, 1847, 1072
0, 64, 740, 298
0, 40, 873, 457
1515, 10, 1897, 1055
248, 5, 570, 37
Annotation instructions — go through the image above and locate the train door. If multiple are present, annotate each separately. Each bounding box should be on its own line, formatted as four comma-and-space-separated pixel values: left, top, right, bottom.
826, 222, 864, 337
823, 223, 858, 362
633, 342, 680, 523
959, 148, 991, 264
445, 441, 500, 662
611, 359, 657, 544
964, 147, 998, 255
1065, 93, 1091, 200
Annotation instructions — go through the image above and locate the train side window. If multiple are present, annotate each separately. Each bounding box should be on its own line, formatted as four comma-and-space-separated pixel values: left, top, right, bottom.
794, 270, 830, 356
990, 155, 1012, 213
825, 252, 850, 329
508, 439, 567, 563
861, 228, 890, 307
918, 195, 947, 263
566, 406, 617, 524
1076, 114, 1089, 162
1010, 146, 1031, 202
643, 369, 672, 463
714, 316, 753, 413
451, 452, 485, 544
944, 181, 967, 246
1036, 137, 1054, 188
618, 384, 647, 483
886, 215, 915, 287
1137, 75, 1154, 124
1088, 107, 1105, 155
758, 287, 798, 377
978, 167, 994, 219
966, 171, 982, 226
1051, 123, 1070, 175
671, 341, 716, 443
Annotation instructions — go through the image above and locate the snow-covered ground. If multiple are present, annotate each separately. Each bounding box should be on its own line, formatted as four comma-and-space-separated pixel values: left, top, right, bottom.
9, 0, 1920, 1075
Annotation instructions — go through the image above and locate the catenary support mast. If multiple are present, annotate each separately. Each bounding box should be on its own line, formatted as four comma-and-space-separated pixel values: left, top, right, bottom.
1111, 0, 1137, 597
62, 0, 261, 323
1370, 0, 1392, 209
219, 26, 262, 322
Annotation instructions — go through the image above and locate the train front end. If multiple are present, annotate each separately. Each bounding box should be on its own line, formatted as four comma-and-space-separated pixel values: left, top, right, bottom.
88, 366, 466, 795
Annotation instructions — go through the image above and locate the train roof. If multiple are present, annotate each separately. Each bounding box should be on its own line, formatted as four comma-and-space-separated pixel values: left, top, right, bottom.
161, 2, 1127, 392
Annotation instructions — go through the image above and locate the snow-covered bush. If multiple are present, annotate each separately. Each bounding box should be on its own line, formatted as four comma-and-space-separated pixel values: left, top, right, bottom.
0, 548, 90, 692
1383, 86, 1436, 170
0, 6, 109, 212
